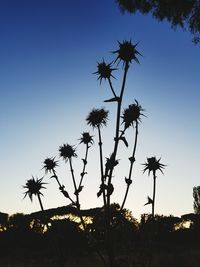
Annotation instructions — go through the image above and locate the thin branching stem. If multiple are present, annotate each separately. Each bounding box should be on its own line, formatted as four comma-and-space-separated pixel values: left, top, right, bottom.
152, 171, 156, 218
69, 158, 78, 195
120, 121, 138, 210
52, 169, 62, 188
98, 125, 107, 206
105, 62, 129, 267
52, 169, 75, 203
69, 158, 85, 225
37, 193, 44, 211
119, 128, 126, 138
107, 62, 129, 206
78, 144, 89, 189
108, 78, 117, 98
69, 158, 89, 230
69, 158, 83, 210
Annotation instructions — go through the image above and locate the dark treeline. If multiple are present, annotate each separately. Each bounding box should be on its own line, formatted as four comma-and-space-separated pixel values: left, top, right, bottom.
1, 204, 200, 266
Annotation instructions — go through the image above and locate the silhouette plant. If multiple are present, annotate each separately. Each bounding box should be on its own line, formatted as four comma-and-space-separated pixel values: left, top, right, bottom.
143, 156, 166, 218
89, 40, 143, 267
23, 177, 46, 211
26, 40, 143, 267
22, 40, 168, 267
86, 108, 109, 206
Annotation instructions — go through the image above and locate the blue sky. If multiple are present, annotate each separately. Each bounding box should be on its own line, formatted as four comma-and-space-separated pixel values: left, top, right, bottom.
1, 0, 200, 219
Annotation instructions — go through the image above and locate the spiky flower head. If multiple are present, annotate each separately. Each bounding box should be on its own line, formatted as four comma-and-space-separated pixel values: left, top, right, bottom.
143, 157, 166, 176
79, 132, 94, 145
113, 40, 141, 65
43, 157, 58, 173
59, 144, 77, 161
94, 60, 116, 83
86, 108, 109, 128
23, 177, 46, 201
122, 100, 144, 129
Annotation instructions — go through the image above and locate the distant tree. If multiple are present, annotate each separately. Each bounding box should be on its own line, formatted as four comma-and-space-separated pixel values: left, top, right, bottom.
9, 213, 30, 231
193, 186, 200, 214
0, 212, 8, 231
116, 0, 200, 44
47, 219, 85, 253
140, 213, 181, 234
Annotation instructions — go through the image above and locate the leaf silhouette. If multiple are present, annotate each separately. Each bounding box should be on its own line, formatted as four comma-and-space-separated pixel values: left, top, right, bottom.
125, 177, 132, 185
119, 136, 128, 147
104, 97, 120, 103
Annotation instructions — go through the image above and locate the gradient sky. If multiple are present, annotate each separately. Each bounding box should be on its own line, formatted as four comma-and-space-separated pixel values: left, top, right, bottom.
1, 0, 200, 220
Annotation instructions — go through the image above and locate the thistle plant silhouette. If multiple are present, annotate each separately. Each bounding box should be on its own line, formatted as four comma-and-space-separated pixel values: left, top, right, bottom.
23, 177, 51, 232
89, 40, 143, 267
143, 157, 166, 218
86, 108, 109, 206
23, 177, 46, 212
22, 40, 167, 267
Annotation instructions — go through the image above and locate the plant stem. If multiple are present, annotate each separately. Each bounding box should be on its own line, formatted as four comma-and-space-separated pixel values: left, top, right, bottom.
152, 171, 156, 218
105, 62, 129, 267
52, 169, 62, 188
98, 126, 107, 206
52, 169, 74, 203
96, 127, 111, 266
37, 193, 51, 233
108, 78, 117, 98
37, 193, 44, 211
120, 121, 138, 210
69, 158, 85, 226
69, 158, 107, 267
107, 62, 129, 207
78, 144, 89, 189
69, 158, 78, 195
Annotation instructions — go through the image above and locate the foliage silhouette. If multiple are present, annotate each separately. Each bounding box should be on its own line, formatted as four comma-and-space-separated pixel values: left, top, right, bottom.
116, 0, 200, 44
9, 213, 30, 231
0, 212, 8, 231
2, 210, 200, 266
193, 186, 200, 214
